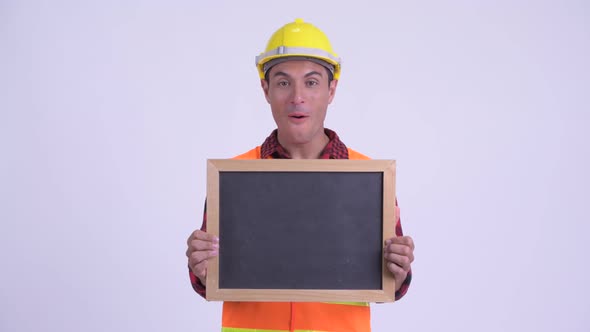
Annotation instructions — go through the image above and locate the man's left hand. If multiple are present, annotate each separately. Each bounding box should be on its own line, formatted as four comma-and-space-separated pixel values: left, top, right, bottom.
384, 236, 415, 291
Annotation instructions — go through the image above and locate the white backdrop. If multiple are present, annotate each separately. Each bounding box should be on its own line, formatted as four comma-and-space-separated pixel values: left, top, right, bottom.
1, 1, 589, 331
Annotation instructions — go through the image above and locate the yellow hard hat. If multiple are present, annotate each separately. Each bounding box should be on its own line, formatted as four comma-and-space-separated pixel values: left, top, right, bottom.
255, 18, 342, 80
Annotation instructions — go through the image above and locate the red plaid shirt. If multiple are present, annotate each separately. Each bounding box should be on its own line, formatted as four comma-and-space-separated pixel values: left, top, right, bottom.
189, 128, 412, 300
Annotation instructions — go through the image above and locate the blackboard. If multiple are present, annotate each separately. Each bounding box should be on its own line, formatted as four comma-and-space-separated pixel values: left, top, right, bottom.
206, 159, 396, 302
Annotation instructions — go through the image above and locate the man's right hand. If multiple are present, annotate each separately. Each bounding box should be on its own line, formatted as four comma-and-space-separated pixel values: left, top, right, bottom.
186, 230, 219, 285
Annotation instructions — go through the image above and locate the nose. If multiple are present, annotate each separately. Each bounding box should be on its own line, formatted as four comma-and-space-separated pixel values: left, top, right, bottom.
290, 83, 305, 105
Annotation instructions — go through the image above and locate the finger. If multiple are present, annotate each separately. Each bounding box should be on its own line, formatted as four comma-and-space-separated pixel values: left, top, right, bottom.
187, 230, 219, 246
389, 236, 414, 249
189, 238, 219, 252
384, 237, 396, 246
384, 253, 412, 272
188, 249, 218, 267
191, 260, 208, 281
186, 230, 198, 245
185, 242, 218, 258
384, 236, 408, 246
387, 261, 408, 283
384, 244, 414, 261
195, 230, 219, 242
406, 236, 415, 250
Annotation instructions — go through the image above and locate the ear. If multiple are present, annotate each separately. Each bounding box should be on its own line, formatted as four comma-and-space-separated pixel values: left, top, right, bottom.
327, 79, 338, 104
261, 79, 271, 104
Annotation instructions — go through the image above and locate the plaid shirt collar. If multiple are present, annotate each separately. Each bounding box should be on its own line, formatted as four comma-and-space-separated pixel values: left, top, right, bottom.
260, 128, 349, 160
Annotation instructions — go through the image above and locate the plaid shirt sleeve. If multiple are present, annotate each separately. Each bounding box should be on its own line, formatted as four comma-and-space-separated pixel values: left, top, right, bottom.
394, 200, 412, 301
188, 201, 207, 299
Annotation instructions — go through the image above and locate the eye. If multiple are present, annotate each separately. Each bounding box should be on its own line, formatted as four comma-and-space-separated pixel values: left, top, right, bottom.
277, 80, 289, 87
306, 80, 319, 87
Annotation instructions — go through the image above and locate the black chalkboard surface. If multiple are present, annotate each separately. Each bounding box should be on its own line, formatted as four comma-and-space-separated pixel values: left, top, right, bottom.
205, 159, 396, 302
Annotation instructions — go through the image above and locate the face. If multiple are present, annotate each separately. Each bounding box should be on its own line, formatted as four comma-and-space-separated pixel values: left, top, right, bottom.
261, 60, 338, 146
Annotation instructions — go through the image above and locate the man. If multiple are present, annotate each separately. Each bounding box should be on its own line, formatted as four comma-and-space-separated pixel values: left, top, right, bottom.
186, 18, 415, 332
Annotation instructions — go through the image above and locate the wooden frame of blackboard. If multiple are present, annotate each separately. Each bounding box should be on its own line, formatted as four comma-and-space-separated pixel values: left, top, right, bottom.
205, 159, 397, 302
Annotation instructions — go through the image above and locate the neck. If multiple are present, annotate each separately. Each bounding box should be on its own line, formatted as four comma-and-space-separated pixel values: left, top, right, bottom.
278, 130, 330, 159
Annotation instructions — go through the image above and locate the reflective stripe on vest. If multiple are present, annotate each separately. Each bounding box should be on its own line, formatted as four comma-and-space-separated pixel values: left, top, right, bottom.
222, 146, 372, 332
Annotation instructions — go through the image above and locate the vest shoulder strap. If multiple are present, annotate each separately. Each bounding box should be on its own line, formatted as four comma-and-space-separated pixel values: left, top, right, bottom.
232, 147, 261, 160
347, 148, 371, 160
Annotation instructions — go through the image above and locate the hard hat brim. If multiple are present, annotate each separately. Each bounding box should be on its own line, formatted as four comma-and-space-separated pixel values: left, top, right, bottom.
255, 46, 341, 80
262, 56, 335, 78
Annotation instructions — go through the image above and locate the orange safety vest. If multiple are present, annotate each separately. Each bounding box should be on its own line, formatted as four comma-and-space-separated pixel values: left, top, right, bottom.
222, 146, 372, 332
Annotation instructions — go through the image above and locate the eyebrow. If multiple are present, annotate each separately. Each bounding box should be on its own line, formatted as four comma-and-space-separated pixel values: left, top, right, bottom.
272, 70, 324, 79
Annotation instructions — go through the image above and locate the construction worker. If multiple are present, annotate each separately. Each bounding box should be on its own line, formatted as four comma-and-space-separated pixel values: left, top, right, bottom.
186, 18, 414, 332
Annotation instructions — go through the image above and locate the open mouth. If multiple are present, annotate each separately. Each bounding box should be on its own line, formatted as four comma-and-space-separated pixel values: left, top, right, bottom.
289, 112, 308, 119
